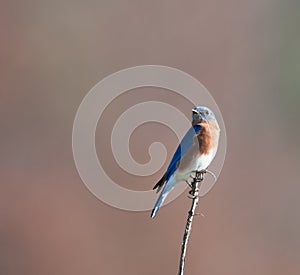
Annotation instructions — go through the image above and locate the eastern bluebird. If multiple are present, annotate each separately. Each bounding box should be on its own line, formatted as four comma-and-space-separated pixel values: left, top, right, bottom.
151, 106, 220, 218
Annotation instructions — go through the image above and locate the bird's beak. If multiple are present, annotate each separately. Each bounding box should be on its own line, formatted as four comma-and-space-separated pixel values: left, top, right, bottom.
192, 109, 206, 123
192, 109, 204, 123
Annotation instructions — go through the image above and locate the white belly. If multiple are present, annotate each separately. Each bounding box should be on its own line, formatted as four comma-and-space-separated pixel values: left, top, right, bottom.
196, 151, 215, 171
175, 149, 216, 181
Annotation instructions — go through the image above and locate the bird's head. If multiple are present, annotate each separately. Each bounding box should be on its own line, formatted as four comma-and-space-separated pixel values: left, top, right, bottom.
192, 106, 216, 125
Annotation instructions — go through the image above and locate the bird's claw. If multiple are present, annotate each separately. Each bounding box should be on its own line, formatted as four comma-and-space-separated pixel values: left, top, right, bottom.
192, 169, 217, 181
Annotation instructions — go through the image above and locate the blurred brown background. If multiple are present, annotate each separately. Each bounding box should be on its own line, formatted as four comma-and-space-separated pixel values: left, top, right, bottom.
1, 1, 300, 274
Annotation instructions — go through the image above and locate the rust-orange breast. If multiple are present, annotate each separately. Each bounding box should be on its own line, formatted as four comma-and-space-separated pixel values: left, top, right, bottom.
197, 121, 220, 155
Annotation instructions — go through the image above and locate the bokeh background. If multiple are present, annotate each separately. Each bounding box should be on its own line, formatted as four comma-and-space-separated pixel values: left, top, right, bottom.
1, 1, 300, 274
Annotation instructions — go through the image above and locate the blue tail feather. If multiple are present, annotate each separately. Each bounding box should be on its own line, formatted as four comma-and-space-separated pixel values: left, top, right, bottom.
151, 176, 176, 218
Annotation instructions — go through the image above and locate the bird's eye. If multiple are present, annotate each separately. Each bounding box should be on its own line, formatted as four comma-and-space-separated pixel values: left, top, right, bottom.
205, 110, 209, 115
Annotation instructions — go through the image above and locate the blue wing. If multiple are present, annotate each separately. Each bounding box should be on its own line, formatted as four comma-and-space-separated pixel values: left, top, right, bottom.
151, 125, 201, 218
153, 125, 201, 190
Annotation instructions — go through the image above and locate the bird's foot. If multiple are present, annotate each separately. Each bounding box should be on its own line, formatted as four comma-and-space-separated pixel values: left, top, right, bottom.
191, 169, 206, 181
193, 169, 217, 181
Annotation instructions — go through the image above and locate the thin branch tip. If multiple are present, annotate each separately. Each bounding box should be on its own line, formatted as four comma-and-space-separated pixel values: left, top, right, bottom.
178, 170, 205, 275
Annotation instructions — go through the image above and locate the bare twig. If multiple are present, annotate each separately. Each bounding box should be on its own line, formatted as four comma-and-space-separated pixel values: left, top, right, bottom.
178, 170, 205, 275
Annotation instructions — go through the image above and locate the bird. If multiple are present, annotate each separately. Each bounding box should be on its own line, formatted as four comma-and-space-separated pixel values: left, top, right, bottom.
151, 106, 220, 218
